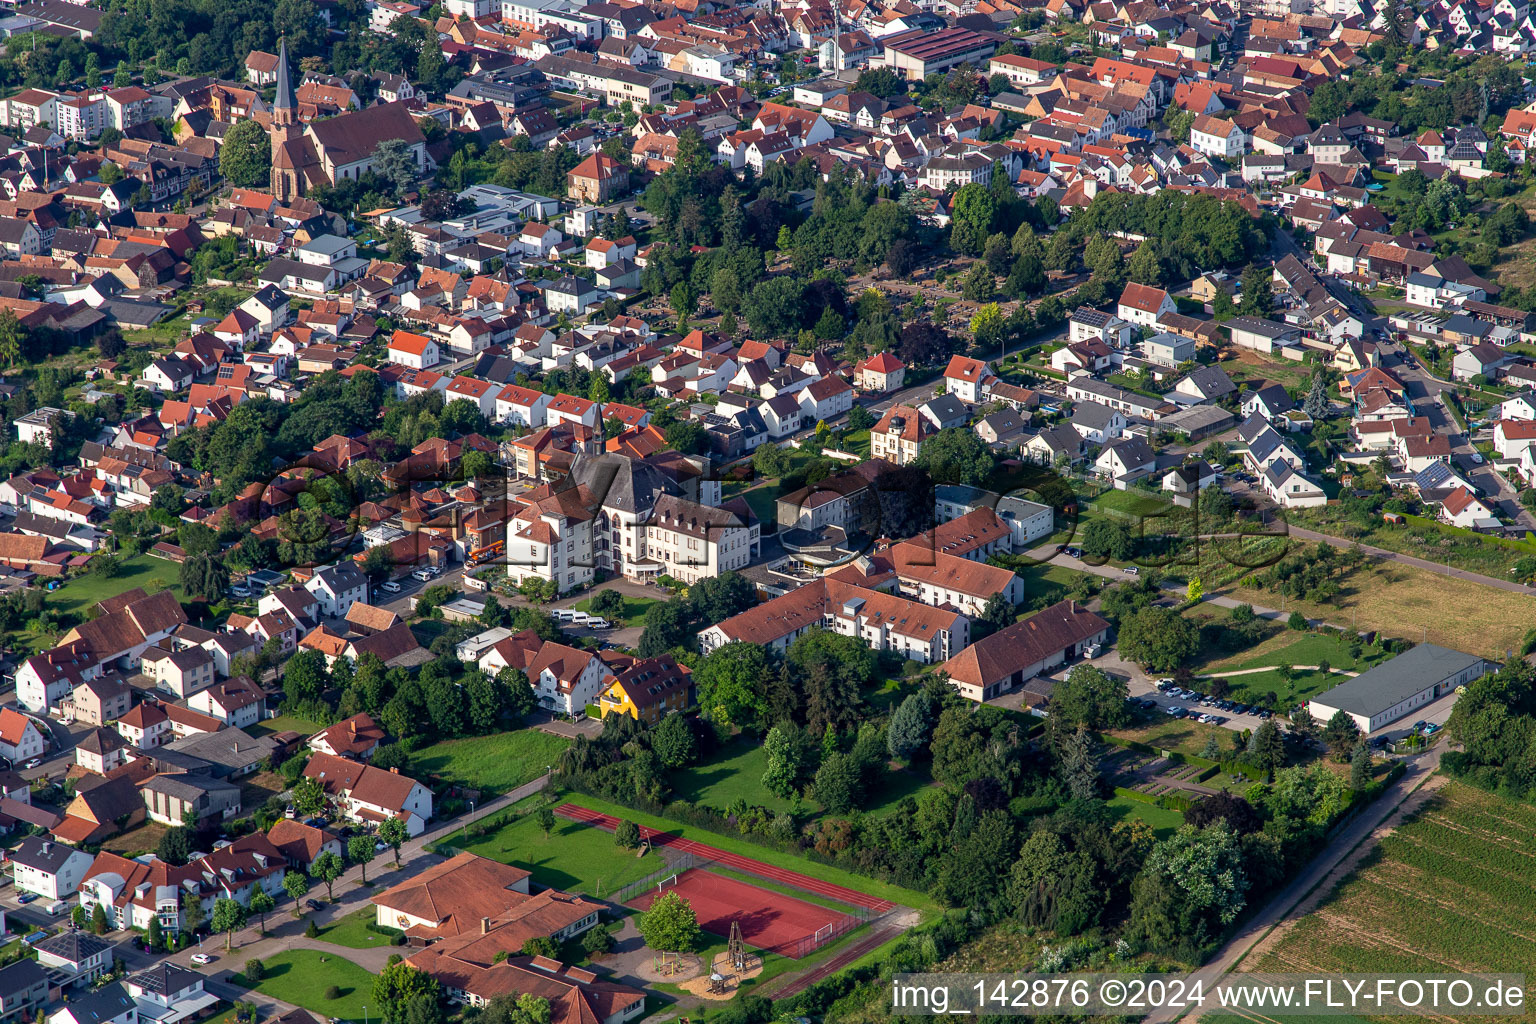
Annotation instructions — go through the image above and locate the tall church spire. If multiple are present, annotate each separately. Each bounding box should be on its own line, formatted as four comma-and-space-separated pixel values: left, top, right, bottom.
272, 35, 296, 126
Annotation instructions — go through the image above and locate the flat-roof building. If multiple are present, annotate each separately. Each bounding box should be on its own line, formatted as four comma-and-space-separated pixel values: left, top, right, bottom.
1307, 643, 1487, 734
880, 27, 998, 81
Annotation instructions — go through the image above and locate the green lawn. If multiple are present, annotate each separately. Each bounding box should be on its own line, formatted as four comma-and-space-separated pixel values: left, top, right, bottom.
1206, 666, 1340, 708
1205, 633, 1391, 674
1091, 489, 1173, 519
563, 792, 937, 911
862, 768, 935, 816
410, 730, 570, 796
570, 593, 662, 628
1105, 795, 1185, 839
47, 554, 184, 618
732, 484, 780, 531
673, 742, 814, 816
233, 950, 374, 1021
247, 713, 323, 739
1014, 562, 1094, 607
315, 906, 403, 950
676, 740, 934, 819
454, 804, 664, 897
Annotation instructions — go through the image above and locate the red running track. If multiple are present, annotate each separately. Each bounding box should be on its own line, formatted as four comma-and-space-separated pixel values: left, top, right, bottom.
629, 868, 838, 958
555, 803, 897, 913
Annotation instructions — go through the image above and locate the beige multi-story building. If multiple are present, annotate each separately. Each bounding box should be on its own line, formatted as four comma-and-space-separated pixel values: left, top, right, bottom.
642, 495, 758, 585
869, 405, 931, 465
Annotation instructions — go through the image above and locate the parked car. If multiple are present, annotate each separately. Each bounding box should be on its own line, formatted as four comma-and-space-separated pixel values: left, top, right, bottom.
380, 581, 402, 594
1412, 720, 1428, 733
1470, 452, 1484, 464
190, 954, 214, 965
1123, 566, 1140, 575
15, 893, 36, 904
1423, 723, 1441, 735
22, 758, 40, 770
308, 899, 326, 912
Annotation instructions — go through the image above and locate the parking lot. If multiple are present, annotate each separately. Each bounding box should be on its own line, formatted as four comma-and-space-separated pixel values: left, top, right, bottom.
1132, 679, 1276, 730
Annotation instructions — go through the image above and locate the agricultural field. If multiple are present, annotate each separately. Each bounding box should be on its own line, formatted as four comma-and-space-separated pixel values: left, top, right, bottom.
1246, 782, 1536, 990
1221, 561, 1535, 659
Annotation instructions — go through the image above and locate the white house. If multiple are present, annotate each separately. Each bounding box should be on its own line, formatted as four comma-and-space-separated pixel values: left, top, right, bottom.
387, 330, 440, 370
10, 837, 94, 900
303, 752, 434, 836
0, 708, 45, 763
495, 384, 551, 428
1441, 486, 1498, 529
943, 355, 994, 404
1262, 460, 1327, 507
304, 563, 369, 619
526, 642, 606, 716
1116, 282, 1176, 327
1189, 114, 1247, 160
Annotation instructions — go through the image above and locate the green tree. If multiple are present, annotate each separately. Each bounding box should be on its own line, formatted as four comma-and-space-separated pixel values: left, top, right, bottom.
1287, 610, 1308, 631
146, 915, 163, 951
761, 721, 810, 797
1239, 266, 1274, 316
378, 816, 409, 866
282, 871, 310, 916
374, 961, 442, 1024
373, 138, 420, 200
1117, 607, 1199, 672
669, 281, 696, 326
914, 427, 995, 486
1247, 718, 1286, 776
348, 835, 377, 884
1322, 709, 1361, 761
950, 183, 999, 254
249, 891, 275, 936
1078, 518, 1134, 561
887, 691, 937, 760
310, 851, 344, 902
0, 309, 23, 368
537, 806, 556, 838
157, 826, 192, 865
813, 751, 862, 813
1288, 706, 1320, 745
970, 302, 1004, 347
1057, 726, 1101, 800
637, 891, 701, 952
219, 119, 272, 189
614, 820, 641, 849
1051, 664, 1131, 730
693, 642, 770, 727
290, 776, 328, 817
212, 898, 248, 951
1349, 740, 1372, 790
650, 714, 697, 768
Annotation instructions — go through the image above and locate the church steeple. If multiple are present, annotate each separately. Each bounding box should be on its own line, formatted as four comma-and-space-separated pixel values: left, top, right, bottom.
272, 35, 296, 127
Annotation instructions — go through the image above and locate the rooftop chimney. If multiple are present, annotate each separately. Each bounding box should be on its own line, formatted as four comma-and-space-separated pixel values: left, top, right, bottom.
481, 917, 491, 935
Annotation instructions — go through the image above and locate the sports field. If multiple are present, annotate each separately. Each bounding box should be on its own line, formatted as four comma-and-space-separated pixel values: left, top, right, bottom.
628, 867, 848, 959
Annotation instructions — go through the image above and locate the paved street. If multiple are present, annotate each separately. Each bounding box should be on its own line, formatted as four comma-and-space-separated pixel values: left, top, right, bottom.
50, 772, 559, 1019
1150, 739, 1449, 1024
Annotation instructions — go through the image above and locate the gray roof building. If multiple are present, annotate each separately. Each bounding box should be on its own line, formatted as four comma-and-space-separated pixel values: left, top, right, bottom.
1308, 644, 1488, 733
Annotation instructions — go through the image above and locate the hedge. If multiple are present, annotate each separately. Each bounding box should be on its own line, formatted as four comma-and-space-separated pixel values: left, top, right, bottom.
1113, 785, 1194, 812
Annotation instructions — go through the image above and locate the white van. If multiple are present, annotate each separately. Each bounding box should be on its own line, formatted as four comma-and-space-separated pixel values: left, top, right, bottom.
44, 900, 68, 916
